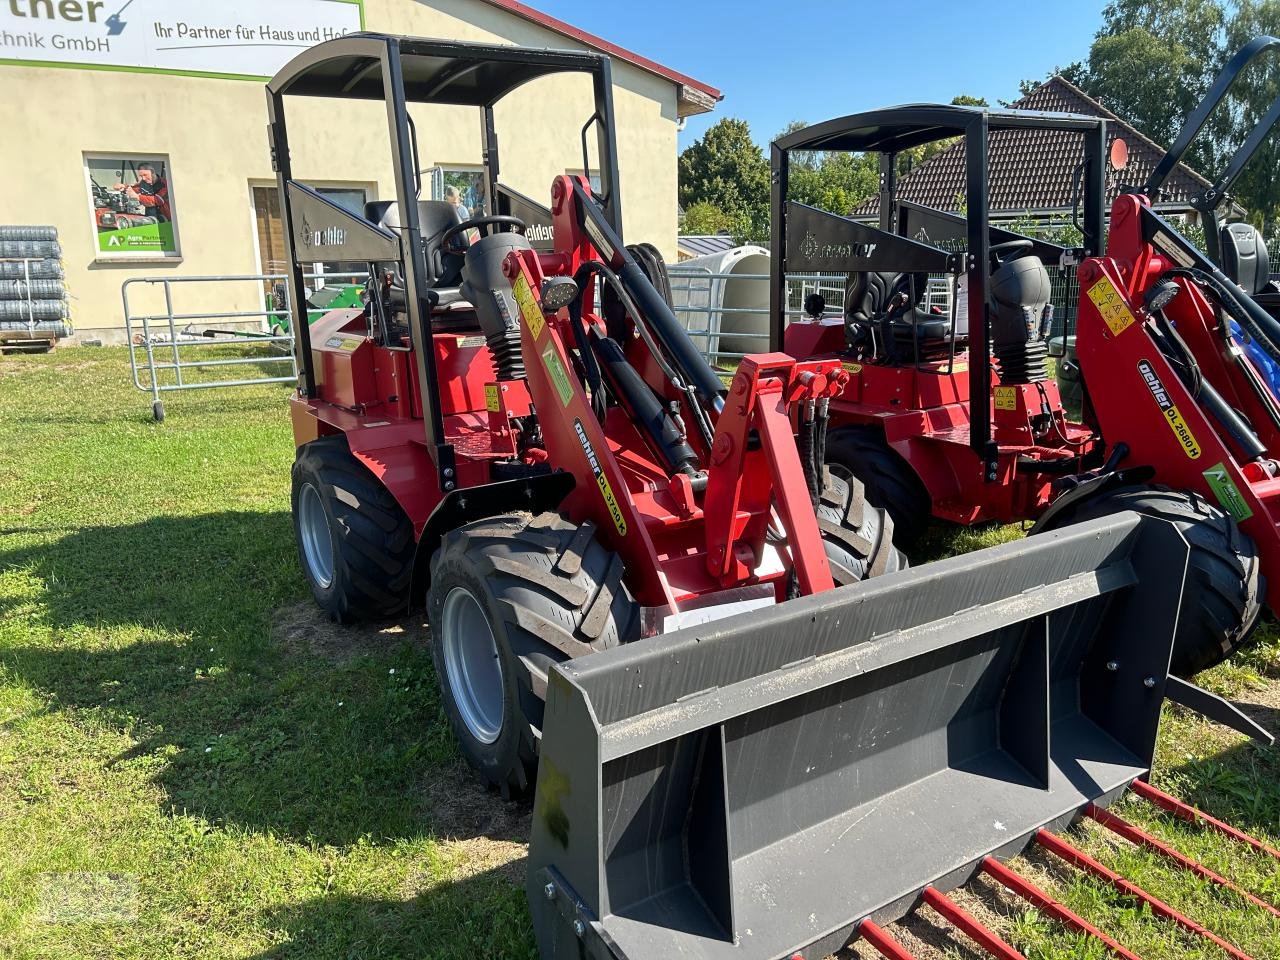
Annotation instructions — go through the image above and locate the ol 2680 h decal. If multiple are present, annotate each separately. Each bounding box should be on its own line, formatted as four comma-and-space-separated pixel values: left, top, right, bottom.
1137, 359, 1201, 459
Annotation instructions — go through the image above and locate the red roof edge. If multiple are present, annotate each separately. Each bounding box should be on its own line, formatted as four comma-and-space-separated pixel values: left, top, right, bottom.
476, 0, 722, 109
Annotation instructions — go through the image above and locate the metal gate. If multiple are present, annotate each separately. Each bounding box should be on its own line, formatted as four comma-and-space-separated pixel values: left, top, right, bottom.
122, 271, 365, 420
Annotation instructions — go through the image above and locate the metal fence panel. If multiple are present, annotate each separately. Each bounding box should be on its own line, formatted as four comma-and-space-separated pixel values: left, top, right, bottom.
122, 271, 365, 420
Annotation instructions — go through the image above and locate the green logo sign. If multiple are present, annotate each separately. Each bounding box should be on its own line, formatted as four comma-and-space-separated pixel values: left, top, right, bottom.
542, 344, 575, 407
1202, 462, 1253, 522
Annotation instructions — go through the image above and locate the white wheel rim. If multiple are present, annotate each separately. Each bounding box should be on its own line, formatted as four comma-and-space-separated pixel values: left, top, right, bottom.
441, 586, 505, 744
298, 482, 336, 589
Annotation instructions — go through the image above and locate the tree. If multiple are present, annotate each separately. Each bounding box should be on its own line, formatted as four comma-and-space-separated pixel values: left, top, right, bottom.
677, 118, 771, 242
1019, 1, 1280, 233
680, 201, 737, 235
1223, 1, 1280, 234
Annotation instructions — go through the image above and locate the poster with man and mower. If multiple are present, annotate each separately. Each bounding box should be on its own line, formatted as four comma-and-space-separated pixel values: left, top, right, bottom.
84, 153, 180, 258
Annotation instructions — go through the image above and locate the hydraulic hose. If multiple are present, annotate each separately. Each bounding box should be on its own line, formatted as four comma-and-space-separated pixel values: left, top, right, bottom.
618, 257, 727, 412
591, 331, 701, 476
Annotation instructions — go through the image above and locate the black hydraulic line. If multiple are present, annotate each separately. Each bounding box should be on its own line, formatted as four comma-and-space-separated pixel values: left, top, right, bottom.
1210, 303, 1280, 430
591, 331, 700, 476
816, 396, 830, 482
1176, 267, 1280, 365
567, 265, 609, 421
618, 258, 728, 406
799, 401, 820, 508
1151, 314, 1266, 461
576, 259, 683, 387
576, 256, 717, 453
571, 180, 727, 410
1199, 377, 1267, 460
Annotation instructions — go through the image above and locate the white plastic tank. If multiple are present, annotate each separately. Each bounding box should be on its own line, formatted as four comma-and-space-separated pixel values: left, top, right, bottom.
672, 245, 771, 360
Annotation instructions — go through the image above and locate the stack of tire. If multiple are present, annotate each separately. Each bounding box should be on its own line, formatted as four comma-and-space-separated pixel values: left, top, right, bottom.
1, 226, 71, 352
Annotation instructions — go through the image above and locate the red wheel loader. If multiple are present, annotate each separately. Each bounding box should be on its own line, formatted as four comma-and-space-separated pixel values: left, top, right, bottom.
271, 34, 1273, 960
772, 83, 1276, 678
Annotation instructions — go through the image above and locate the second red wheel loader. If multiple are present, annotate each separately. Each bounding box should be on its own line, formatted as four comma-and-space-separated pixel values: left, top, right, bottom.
771, 79, 1280, 678
271, 34, 1271, 960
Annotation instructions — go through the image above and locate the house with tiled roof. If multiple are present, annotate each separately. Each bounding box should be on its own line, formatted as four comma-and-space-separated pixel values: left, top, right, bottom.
853, 75, 1244, 223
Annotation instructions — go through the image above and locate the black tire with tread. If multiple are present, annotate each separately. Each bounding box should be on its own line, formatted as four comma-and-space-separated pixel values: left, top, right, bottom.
817, 467, 908, 581
291, 436, 415, 623
1039, 484, 1263, 677
426, 512, 639, 798
825, 427, 932, 547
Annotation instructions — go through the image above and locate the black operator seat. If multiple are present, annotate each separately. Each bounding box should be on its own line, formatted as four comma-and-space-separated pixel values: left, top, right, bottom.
1220, 221, 1280, 311
843, 271, 954, 361
364, 200, 469, 301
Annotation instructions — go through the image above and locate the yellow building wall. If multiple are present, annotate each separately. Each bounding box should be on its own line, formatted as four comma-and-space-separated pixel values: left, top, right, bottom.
0, 0, 680, 339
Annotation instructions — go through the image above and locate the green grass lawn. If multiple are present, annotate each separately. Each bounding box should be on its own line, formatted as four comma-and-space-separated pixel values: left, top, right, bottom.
1, 347, 1278, 960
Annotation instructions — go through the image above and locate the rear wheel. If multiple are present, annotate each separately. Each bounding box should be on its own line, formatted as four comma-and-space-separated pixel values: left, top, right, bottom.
1038, 484, 1262, 676
818, 467, 908, 580
426, 512, 639, 797
825, 427, 932, 548
291, 436, 415, 622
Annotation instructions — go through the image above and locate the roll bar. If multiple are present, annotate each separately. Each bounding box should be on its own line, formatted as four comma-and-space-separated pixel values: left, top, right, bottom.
1142, 35, 1280, 201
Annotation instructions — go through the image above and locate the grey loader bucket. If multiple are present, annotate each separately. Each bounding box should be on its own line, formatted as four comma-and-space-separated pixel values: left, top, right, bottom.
526, 513, 1189, 960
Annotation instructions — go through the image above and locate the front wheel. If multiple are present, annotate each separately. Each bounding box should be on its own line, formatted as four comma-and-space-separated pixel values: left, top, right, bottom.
818, 467, 908, 580
1037, 484, 1263, 676
291, 436, 415, 622
426, 513, 639, 797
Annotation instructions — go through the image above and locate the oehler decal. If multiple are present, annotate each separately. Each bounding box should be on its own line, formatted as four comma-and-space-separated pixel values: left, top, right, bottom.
573, 417, 627, 535
1137, 359, 1201, 459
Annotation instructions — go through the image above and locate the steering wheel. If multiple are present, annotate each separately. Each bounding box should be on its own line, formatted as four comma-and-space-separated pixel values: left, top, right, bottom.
989, 239, 1034, 266
440, 215, 526, 254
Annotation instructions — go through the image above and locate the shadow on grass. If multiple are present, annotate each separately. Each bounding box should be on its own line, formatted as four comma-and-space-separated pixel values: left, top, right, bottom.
246, 862, 537, 960
0, 512, 528, 848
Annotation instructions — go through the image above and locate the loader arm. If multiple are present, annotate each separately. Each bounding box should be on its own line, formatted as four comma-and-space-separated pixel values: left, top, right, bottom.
504, 177, 856, 609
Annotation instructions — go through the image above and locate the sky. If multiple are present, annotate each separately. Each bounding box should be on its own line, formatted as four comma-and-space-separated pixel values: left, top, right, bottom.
526, 0, 1112, 149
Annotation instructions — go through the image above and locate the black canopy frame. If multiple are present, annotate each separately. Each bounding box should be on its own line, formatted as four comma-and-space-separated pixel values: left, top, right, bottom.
266, 32, 624, 483
769, 104, 1108, 477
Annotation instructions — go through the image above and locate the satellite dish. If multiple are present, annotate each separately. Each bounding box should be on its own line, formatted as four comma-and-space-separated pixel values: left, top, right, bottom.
1109, 137, 1130, 171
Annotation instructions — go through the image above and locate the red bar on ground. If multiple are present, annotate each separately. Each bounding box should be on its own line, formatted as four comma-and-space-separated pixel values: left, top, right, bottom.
980, 857, 1145, 960
922, 887, 1026, 960
1129, 780, 1280, 861
1036, 829, 1255, 960
858, 919, 917, 960
1087, 804, 1280, 918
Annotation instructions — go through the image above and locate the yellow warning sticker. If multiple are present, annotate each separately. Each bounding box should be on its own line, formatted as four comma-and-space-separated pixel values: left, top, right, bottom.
993, 385, 1018, 411
1087, 275, 1138, 336
512, 273, 545, 339
841, 362, 863, 374
485, 384, 501, 413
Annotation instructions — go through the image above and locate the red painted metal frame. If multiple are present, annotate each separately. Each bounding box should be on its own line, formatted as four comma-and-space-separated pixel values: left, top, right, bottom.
1036, 830, 1255, 960
1086, 804, 1280, 918
921, 887, 1025, 960
783, 308, 1097, 530
290, 172, 856, 615
1077, 193, 1280, 612
980, 857, 1145, 960
858, 919, 918, 960
1129, 780, 1280, 861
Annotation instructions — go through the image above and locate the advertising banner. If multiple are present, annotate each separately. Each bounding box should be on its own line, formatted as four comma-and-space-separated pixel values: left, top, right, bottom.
0, 0, 363, 81
84, 154, 180, 259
